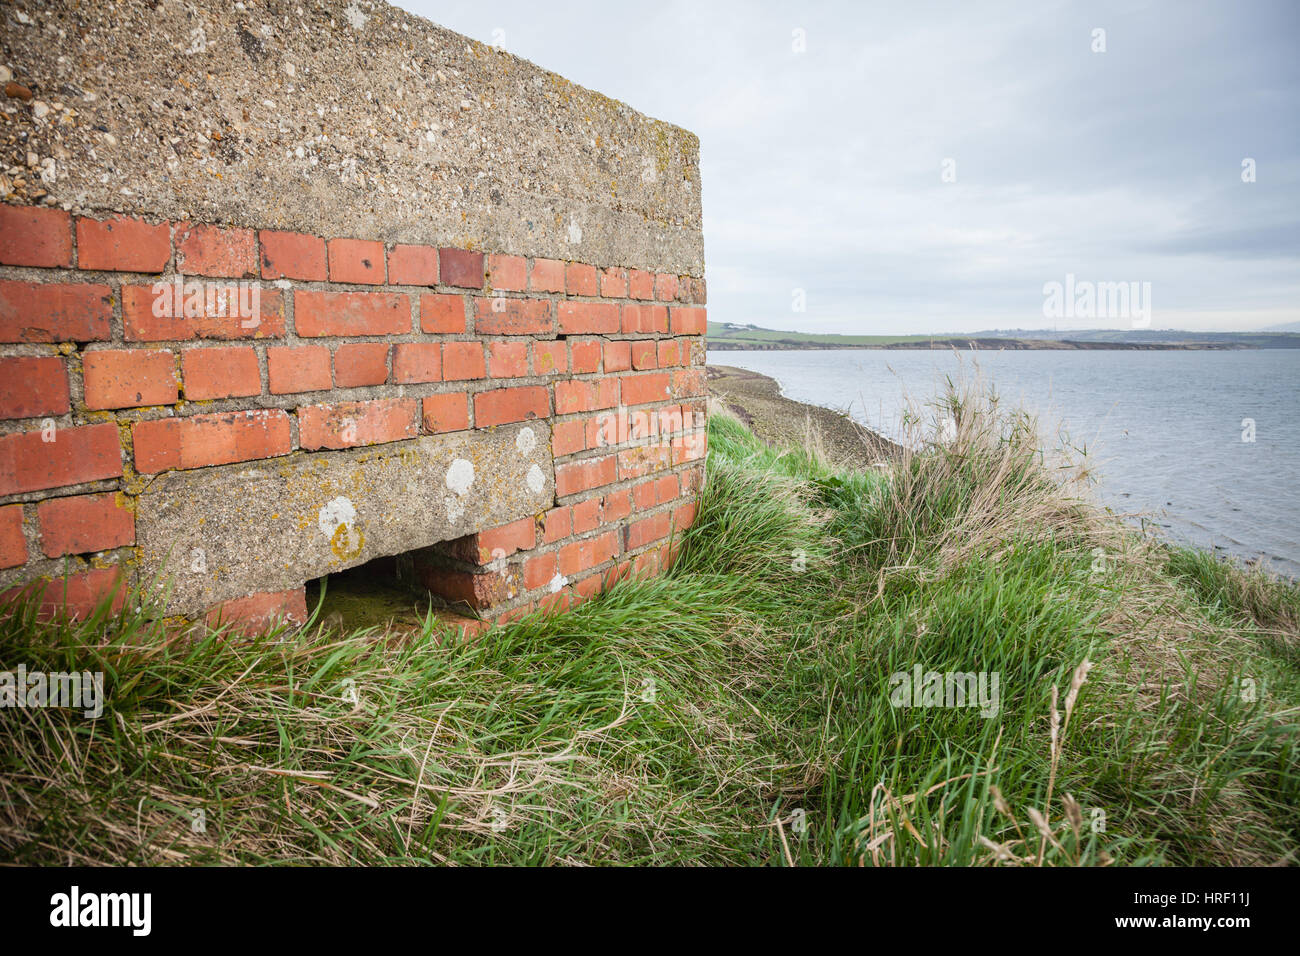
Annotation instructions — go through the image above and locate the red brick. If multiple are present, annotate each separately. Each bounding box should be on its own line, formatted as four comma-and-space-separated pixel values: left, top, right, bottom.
654, 274, 679, 302
566, 262, 599, 296
555, 454, 616, 497
628, 269, 654, 300
122, 283, 285, 341
419, 566, 518, 610
76, 216, 170, 272
0, 206, 72, 267
420, 293, 468, 333
672, 306, 708, 335
175, 223, 257, 278
572, 497, 601, 535
554, 378, 619, 415
294, 290, 410, 337
603, 559, 632, 590
655, 474, 679, 503
673, 501, 698, 533
680, 464, 705, 496
206, 587, 308, 635
672, 368, 708, 399
537, 587, 578, 615
387, 244, 438, 285
532, 340, 567, 375
600, 267, 628, 298
268, 346, 331, 395
259, 230, 327, 280
132, 409, 291, 473
542, 507, 571, 544
439, 248, 484, 288
298, 398, 418, 450
0, 504, 26, 569
452, 516, 536, 564
83, 349, 178, 410
602, 489, 632, 523
2, 567, 125, 621
486, 254, 526, 292
622, 303, 669, 334
333, 342, 390, 388
574, 574, 603, 600
558, 531, 618, 576
524, 551, 558, 590
0, 280, 112, 343
474, 386, 548, 427
603, 340, 631, 372
328, 238, 386, 284
671, 431, 708, 464
488, 341, 528, 378
621, 445, 673, 480
657, 338, 686, 367
631, 341, 658, 370
529, 258, 564, 293
558, 301, 619, 335
0, 423, 122, 495
442, 341, 486, 381
37, 492, 134, 558
627, 512, 672, 550
632, 548, 660, 578
391, 343, 441, 384
474, 297, 553, 335
182, 346, 261, 399
570, 339, 601, 373
422, 393, 470, 433
621, 372, 671, 406
630, 475, 659, 505
551, 419, 586, 457
0, 356, 69, 419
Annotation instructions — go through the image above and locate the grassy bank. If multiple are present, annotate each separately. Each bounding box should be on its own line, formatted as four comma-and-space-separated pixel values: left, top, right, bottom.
2, 382, 1298, 866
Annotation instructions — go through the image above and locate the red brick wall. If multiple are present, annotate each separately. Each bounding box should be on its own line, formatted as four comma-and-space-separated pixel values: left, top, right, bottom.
0, 207, 707, 627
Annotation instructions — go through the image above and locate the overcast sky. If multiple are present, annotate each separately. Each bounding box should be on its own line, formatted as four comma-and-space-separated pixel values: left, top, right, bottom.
396, 0, 1299, 334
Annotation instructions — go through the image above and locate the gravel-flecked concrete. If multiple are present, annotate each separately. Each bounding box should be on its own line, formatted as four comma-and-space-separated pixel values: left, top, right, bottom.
0, 0, 703, 275
136, 422, 553, 615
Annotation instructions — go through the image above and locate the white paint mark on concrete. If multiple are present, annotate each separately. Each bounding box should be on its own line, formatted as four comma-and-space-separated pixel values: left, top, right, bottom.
344, 3, 369, 30
515, 426, 536, 455
548, 572, 567, 594
526, 463, 546, 494
446, 458, 474, 496
318, 496, 356, 537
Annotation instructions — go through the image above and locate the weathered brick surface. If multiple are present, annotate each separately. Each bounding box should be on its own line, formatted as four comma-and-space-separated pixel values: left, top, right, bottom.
77, 216, 171, 273
0, 217, 704, 628
84, 349, 178, 409
0, 280, 112, 343
37, 492, 135, 558
133, 410, 291, 473
0, 357, 70, 419
0, 206, 72, 268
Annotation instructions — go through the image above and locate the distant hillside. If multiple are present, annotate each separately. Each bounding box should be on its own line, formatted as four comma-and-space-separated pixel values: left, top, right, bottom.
707, 322, 1300, 350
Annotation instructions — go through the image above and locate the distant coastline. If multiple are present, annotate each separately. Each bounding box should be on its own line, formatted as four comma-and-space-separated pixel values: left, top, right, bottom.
708, 338, 1240, 351
707, 321, 1300, 351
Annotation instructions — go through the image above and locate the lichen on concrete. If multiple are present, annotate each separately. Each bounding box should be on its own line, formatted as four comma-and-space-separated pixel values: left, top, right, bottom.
135, 423, 554, 615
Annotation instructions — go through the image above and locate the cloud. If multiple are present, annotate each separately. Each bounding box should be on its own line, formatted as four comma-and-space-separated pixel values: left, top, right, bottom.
398, 0, 1300, 332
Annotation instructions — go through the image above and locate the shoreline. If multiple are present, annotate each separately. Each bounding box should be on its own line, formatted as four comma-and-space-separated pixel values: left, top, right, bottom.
706, 364, 900, 469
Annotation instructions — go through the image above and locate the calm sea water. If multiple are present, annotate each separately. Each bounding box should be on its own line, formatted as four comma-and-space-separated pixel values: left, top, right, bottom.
708, 348, 1300, 577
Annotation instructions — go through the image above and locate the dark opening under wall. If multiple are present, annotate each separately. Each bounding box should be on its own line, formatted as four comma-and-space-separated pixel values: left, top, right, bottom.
306, 551, 483, 639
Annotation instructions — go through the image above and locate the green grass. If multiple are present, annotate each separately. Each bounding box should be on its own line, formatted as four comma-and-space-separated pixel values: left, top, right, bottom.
2, 383, 1297, 866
